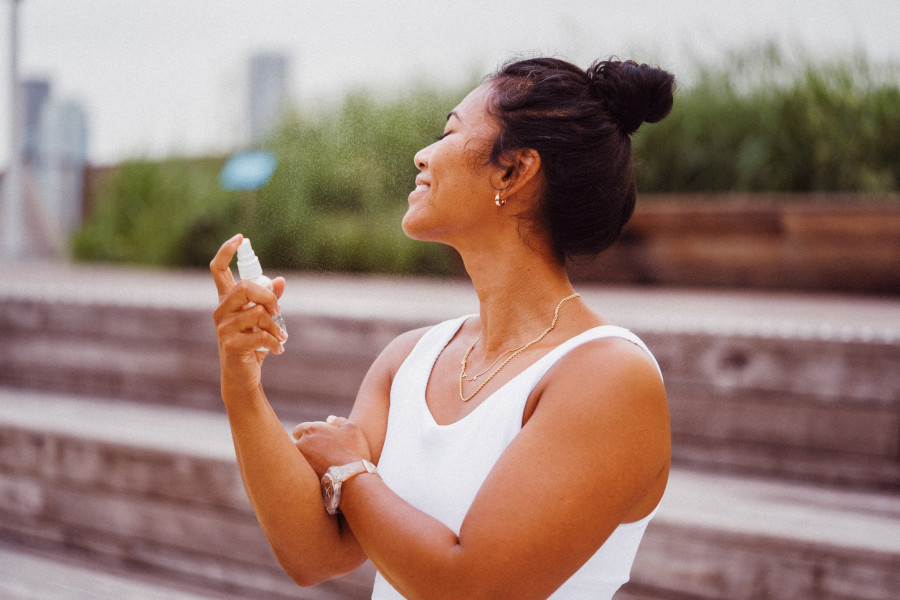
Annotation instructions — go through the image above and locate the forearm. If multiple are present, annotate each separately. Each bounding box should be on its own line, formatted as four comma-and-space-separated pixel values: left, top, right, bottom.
221, 377, 364, 584
338, 475, 495, 600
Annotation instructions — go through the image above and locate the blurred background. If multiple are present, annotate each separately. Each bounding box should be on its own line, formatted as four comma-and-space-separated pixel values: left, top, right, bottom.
1, 0, 898, 280
0, 1, 898, 599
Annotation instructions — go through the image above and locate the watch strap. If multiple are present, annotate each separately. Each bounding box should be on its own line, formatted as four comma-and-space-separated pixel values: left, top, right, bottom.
332, 459, 379, 482
322, 460, 380, 515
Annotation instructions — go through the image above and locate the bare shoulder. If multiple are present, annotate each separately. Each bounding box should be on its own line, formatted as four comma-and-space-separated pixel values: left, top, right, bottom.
526, 333, 670, 519
377, 325, 432, 376
352, 324, 430, 407
559, 335, 664, 439
529, 332, 666, 416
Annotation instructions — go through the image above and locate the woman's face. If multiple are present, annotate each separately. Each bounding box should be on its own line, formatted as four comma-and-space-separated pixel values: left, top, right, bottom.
403, 85, 502, 244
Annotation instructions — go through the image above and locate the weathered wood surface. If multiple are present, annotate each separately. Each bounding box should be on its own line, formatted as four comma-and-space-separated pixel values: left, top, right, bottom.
1, 262, 898, 599
569, 195, 900, 294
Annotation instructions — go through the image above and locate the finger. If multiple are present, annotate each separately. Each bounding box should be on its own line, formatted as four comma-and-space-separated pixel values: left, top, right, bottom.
243, 280, 282, 316
248, 330, 285, 356
292, 421, 321, 439
254, 307, 289, 347
243, 305, 287, 353
254, 324, 287, 355
215, 303, 286, 355
217, 316, 284, 357
210, 234, 243, 298
272, 276, 286, 301
217, 280, 281, 317
240, 297, 287, 343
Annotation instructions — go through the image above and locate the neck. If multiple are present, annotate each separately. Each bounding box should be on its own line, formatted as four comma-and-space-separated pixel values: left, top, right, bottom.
460, 241, 577, 355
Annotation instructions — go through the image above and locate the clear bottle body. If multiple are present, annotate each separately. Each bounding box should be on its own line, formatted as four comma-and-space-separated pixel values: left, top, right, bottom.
235, 238, 287, 353
245, 273, 288, 335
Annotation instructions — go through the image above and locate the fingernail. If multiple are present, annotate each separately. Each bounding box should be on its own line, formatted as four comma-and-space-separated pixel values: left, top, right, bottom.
279, 329, 288, 341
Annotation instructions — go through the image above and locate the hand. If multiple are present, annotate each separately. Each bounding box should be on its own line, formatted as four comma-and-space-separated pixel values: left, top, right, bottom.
293, 416, 372, 478
210, 234, 287, 388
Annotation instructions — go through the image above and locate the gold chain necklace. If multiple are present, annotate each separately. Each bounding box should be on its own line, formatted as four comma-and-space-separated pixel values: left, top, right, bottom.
458, 293, 581, 402
461, 347, 516, 382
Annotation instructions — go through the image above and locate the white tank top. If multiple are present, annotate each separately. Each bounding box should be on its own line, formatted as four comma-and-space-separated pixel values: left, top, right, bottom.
372, 315, 663, 600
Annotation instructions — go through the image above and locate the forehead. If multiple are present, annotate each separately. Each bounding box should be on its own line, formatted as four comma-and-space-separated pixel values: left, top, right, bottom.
450, 85, 494, 125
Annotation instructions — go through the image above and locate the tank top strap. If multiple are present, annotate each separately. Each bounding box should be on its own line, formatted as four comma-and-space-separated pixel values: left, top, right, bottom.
388, 314, 473, 420
517, 324, 664, 393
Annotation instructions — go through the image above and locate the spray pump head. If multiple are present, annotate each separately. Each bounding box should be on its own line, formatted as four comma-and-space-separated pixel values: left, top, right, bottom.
236, 238, 263, 280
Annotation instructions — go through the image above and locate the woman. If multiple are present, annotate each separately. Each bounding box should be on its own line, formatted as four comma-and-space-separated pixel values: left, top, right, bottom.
211, 56, 674, 600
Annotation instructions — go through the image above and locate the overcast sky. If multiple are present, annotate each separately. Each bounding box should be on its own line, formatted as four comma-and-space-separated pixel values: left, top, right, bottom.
1, 0, 898, 165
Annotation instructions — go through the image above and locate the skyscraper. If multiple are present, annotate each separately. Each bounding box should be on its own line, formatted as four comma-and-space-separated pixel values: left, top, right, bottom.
22, 79, 50, 161
247, 52, 290, 146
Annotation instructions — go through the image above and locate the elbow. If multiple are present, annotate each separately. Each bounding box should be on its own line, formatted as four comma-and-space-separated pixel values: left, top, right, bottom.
287, 570, 329, 589
273, 551, 324, 588
421, 584, 520, 600
405, 565, 524, 600
272, 544, 359, 589
275, 551, 339, 588
277, 556, 335, 588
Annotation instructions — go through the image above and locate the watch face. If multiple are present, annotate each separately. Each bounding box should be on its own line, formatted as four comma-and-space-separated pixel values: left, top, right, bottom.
322, 475, 335, 503
322, 472, 340, 514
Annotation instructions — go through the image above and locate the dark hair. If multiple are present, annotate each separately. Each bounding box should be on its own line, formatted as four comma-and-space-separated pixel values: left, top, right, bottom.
486, 57, 675, 262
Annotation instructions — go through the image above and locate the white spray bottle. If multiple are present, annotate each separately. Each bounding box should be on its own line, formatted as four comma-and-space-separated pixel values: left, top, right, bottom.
236, 238, 287, 351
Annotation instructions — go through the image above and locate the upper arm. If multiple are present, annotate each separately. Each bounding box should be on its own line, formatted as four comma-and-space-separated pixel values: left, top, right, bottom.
454, 338, 670, 598
349, 326, 430, 463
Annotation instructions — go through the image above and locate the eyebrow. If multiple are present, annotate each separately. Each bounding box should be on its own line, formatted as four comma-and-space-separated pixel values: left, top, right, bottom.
447, 110, 461, 122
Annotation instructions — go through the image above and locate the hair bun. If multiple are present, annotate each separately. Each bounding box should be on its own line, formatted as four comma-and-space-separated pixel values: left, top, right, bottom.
587, 59, 675, 135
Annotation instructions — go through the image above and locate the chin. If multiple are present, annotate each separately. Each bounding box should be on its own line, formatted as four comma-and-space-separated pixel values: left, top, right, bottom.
401, 218, 429, 242
401, 213, 447, 245
401, 207, 429, 241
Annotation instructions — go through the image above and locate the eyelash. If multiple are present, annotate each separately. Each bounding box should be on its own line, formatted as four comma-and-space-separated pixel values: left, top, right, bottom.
436, 132, 450, 141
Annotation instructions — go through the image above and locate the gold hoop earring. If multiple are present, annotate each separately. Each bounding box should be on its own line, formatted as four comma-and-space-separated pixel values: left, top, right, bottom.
495, 193, 505, 207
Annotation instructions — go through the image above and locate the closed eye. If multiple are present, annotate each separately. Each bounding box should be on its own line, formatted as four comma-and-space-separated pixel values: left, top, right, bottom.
435, 132, 450, 141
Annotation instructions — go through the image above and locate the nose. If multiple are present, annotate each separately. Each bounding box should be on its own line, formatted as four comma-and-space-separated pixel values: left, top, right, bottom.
413, 146, 429, 171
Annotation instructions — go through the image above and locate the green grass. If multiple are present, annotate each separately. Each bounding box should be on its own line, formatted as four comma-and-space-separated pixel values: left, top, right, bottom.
72, 157, 239, 267
72, 45, 899, 271
633, 44, 900, 193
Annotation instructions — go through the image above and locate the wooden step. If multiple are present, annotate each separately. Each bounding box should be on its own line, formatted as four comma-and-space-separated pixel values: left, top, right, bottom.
626, 469, 900, 599
2, 267, 898, 488
0, 387, 375, 600
0, 539, 248, 600
1, 387, 898, 600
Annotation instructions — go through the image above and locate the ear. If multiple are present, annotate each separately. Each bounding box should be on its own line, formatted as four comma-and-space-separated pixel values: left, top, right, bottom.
492, 148, 542, 200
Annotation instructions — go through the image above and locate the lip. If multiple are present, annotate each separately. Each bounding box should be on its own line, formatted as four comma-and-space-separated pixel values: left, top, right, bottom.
410, 177, 430, 196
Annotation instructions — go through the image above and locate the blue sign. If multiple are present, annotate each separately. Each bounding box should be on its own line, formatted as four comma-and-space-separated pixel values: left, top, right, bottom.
220, 150, 277, 191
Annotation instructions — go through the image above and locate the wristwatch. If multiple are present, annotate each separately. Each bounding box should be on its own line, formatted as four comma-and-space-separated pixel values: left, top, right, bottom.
321, 459, 380, 515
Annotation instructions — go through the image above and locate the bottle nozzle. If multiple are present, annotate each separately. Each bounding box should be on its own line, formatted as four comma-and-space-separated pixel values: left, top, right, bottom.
236, 238, 263, 280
